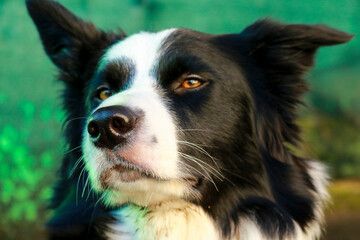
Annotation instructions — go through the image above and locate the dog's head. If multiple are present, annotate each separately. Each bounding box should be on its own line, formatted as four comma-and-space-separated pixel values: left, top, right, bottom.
27, 0, 353, 208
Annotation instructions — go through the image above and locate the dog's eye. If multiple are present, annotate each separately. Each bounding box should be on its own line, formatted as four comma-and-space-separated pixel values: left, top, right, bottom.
173, 74, 208, 95
181, 75, 204, 89
97, 88, 112, 100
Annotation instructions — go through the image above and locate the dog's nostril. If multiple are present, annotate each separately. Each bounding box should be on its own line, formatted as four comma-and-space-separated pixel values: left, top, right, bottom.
111, 115, 133, 134
87, 120, 100, 139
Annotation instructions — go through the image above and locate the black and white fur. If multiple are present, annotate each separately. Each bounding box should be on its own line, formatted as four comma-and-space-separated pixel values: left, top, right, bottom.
26, 0, 353, 239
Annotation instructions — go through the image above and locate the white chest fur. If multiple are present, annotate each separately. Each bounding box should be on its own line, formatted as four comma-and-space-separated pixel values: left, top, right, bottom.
106, 200, 220, 240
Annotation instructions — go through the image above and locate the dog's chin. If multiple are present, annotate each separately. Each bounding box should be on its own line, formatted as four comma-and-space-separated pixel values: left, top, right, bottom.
99, 164, 157, 188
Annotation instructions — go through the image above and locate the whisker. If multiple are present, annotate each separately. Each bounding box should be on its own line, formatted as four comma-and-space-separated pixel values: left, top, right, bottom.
179, 153, 220, 191
177, 140, 217, 148
179, 153, 217, 181
180, 160, 219, 191
63, 145, 82, 155
95, 192, 106, 208
177, 140, 220, 170
86, 177, 94, 202
69, 156, 84, 176
76, 166, 86, 205
81, 174, 90, 198
180, 161, 209, 181
179, 152, 223, 180
176, 128, 217, 133
63, 116, 88, 126
108, 191, 115, 208
86, 188, 93, 202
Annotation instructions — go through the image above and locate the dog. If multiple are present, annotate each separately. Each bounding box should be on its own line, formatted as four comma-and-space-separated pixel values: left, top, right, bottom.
26, 0, 353, 239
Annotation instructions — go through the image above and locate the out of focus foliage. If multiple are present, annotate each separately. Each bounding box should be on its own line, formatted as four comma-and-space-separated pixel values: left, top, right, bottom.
0, 0, 359, 239
0, 100, 63, 239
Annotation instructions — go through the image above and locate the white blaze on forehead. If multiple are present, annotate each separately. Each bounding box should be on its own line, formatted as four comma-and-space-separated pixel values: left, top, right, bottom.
102, 29, 175, 88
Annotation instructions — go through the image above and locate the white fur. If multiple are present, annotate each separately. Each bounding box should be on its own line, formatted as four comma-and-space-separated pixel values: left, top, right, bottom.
300, 160, 330, 239
107, 200, 220, 240
236, 218, 267, 240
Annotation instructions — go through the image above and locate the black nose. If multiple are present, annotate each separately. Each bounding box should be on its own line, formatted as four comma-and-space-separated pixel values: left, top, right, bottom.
87, 106, 138, 149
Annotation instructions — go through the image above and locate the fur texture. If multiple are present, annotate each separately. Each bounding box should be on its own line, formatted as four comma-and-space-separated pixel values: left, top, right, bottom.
26, 0, 353, 239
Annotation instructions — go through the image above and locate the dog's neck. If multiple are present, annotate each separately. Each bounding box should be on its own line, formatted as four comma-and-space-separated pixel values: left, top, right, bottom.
105, 199, 220, 240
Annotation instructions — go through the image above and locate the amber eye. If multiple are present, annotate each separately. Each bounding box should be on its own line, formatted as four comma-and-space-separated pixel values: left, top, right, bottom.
181, 78, 203, 89
98, 89, 112, 100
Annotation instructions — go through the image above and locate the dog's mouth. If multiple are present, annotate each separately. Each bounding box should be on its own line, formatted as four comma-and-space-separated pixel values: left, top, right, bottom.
99, 164, 202, 189
99, 162, 201, 189
99, 163, 153, 188
108, 165, 150, 181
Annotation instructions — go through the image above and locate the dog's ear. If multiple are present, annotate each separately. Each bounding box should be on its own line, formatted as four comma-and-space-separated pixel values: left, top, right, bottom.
26, 0, 123, 79
241, 19, 353, 72
246, 19, 353, 162
218, 19, 353, 162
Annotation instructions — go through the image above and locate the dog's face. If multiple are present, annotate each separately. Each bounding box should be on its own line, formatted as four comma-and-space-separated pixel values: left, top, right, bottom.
82, 29, 255, 206
27, 0, 352, 210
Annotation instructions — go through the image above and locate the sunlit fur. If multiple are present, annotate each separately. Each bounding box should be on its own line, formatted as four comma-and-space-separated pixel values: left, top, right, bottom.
26, 0, 353, 239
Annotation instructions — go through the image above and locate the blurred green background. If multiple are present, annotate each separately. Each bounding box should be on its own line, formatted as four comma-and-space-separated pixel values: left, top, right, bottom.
0, 0, 359, 239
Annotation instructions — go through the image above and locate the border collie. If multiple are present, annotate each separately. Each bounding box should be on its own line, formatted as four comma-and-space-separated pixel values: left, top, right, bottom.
26, 0, 353, 239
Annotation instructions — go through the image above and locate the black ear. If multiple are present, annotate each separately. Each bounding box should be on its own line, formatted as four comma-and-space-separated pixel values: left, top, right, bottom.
242, 19, 354, 72
246, 19, 353, 162
26, 0, 123, 79
221, 19, 354, 162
